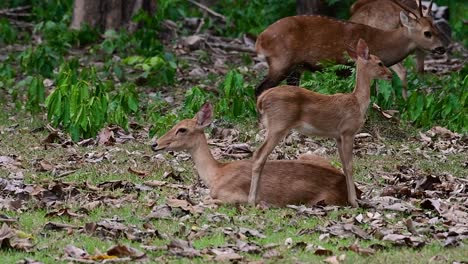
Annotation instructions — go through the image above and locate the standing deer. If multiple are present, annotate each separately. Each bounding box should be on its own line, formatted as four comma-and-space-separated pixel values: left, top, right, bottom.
254, 0, 446, 98
151, 103, 358, 206
350, 0, 451, 99
249, 39, 392, 207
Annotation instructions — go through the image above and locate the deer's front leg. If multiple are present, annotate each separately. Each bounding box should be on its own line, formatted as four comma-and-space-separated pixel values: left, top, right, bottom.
250, 129, 287, 204
337, 136, 358, 207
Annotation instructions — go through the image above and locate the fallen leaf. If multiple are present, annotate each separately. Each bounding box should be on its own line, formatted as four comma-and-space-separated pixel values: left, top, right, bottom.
167, 239, 200, 258
128, 167, 149, 177
262, 249, 281, 259
347, 243, 375, 256
64, 244, 89, 258
239, 227, 266, 238
324, 254, 346, 264
44, 222, 78, 231
210, 248, 243, 261
0, 223, 34, 251
314, 246, 333, 256
97, 127, 115, 146
106, 244, 145, 259
167, 198, 204, 214
146, 205, 172, 220
38, 160, 55, 172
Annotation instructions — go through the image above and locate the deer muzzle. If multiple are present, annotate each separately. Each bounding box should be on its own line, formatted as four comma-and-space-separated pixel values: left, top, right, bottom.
433, 46, 446, 55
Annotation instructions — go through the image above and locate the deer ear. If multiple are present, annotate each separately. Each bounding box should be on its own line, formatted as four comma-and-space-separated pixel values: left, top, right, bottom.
356, 39, 369, 61
194, 103, 213, 129
347, 48, 357, 61
400, 11, 416, 28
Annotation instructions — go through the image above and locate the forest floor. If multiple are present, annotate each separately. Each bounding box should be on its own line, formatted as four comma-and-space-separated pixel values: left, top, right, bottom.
1, 106, 467, 263
1, 21, 467, 264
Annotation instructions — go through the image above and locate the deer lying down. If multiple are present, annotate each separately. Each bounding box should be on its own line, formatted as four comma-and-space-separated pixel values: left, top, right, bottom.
250, 39, 391, 207
151, 103, 359, 207
254, 0, 446, 97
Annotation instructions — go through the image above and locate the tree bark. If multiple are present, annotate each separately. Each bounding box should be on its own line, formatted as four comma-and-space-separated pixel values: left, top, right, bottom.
296, 0, 327, 15
70, 0, 156, 31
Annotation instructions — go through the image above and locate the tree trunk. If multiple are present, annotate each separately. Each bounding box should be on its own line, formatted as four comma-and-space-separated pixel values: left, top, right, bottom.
296, 0, 326, 15
70, 0, 156, 31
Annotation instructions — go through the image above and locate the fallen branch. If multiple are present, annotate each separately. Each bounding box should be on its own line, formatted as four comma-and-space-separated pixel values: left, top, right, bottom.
0, 5, 31, 15
206, 41, 255, 53
187, 0, 226, 22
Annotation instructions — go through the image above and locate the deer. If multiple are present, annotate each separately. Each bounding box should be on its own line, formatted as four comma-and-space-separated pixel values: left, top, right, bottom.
151, 103, 360, 207
349, 0, 451, 99
254, 0, 446, 98
249, 39, 392, 207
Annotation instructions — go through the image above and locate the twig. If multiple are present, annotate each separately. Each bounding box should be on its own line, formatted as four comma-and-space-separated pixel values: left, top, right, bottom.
195, 17, 205, 35
187, 0, 226, 22
55, 170, 77, 179
8, 19, 33, 28
206, 41, 255, 53
0, 217, 17, 223
0, 5, 31, 14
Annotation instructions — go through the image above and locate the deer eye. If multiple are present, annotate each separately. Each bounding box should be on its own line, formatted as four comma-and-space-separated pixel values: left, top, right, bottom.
176, 128, 187, 134
378, 62, 383, 67
424, 31, 432, 38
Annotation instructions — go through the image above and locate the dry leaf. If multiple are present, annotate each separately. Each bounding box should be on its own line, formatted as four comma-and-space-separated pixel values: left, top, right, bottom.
64, 245, 89, 258
128, 167, 149, 177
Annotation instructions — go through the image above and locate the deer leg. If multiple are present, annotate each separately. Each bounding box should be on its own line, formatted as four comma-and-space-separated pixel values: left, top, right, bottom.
415, 50, 425, 74
256, 59, 294, 98
255, 76, 282, 98
286, 70, 301, 86
250, 129, 288, 204
336, 136, 358, 207
390, 63, 408, 100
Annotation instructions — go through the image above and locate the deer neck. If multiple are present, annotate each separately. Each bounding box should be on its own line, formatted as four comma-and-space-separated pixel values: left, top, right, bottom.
371, 28, 416, 66
352, 60, 373, 115
189, 133, 220, 188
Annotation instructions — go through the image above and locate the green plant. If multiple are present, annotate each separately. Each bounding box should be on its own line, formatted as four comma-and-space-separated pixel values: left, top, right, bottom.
0, 63, 15, 89
46, 61, 139, 141
35, 20, 99, 52
123, 54, 177, 86
302, 62, 467, 133
214, 0, 295, 37
301, 64, 355, 94
15, 76, 45, 114
18, 44, 60, 78
0, 19, 17, 45
215, 70, 256, 119
183, 86, 211, 115
403, 69, 467, 132
108, 83, 139, 130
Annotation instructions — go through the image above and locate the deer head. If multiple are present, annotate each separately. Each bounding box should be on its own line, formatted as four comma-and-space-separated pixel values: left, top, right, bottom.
394, 0, 446, 54
347, 39, 393, 81
151, 103, 213, 153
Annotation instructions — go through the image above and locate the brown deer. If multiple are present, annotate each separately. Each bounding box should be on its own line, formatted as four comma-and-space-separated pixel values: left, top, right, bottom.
349, 0, 451, 99
249, 39, 391, 207
151, 103, 358, 207
254, 0, 446, 98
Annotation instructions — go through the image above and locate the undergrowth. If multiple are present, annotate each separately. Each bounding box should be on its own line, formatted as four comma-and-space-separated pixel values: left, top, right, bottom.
0, 0, 466, 142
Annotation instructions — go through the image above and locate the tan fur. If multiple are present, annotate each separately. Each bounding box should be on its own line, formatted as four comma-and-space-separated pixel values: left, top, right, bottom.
254, 0, 446, 97
153, 109, 357, 207
349, 0, 444, 99
250, 40, 391, 207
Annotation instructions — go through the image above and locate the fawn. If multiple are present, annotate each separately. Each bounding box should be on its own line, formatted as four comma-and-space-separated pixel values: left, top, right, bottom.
249, 39, 392, 207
